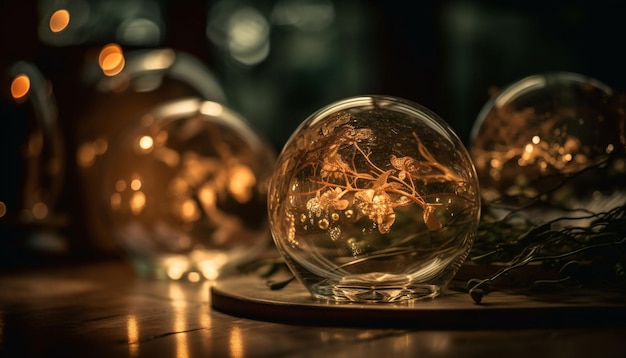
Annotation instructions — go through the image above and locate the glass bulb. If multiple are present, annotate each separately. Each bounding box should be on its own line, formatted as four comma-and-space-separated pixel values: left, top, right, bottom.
268, 95, 481, 303
469, 72, 626, 219
102, 98, 275, 281
75, 48, 227, 253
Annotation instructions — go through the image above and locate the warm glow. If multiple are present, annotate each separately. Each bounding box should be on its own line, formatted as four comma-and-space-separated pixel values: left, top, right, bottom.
180, 199, 200, 222
173, 291, 190, 358
32, 202, 48, 220
49, 9, 70, 33
168, 282, 186, 303
77, 138, 109, 168
11, 74, 30, 100
165, 257, 190, 281
200, 101, 223, 117
167, 285, 190, 358
99, 44, 125, 76
197, 254, 228, 280
138, 136, 154, 151
110, 193, 122, 210
26, 132, 43, 157
129, 191, 146, 214
187, 272, 201, 282
169, 177, 188, 195
167, 266, 185, 280
130, 178, 142, 191
77, 143, 96, 168
0, 202, 6, 217
102, 53, 125, 75
116, 179, 127, 192
229, 326, 244, 358
198, 296, 212, 349
154, 147, 180, 168
126, 315, 139, 357
532, 135, 541, 144
199, 264, 219, 281
198, 185, 216, 207
228, 165, 256, 203
94, 138, 108, 154
524, 143, 534, 153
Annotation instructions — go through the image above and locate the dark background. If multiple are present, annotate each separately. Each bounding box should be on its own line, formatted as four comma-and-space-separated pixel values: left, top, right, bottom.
2, 0, 625, 268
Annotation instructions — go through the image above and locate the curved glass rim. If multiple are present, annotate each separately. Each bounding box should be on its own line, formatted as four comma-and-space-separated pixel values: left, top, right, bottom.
138, 97, 274, 156
281, 94, 467, 155
469, 71, 613, 143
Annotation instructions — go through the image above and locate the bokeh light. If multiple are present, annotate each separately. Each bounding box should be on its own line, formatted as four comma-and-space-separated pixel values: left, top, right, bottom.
99, 44, 125, 76
11, 74, 30, 100
49, 9, 70, 33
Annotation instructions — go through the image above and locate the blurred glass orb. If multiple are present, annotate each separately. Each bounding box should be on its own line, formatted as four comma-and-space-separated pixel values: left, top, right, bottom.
469, 72, 626, 215
103, 98, 275, 281
76, 48, 227, 253
0, 61, 67, 259
0, 61, 64, 223
268, 95, 481, 302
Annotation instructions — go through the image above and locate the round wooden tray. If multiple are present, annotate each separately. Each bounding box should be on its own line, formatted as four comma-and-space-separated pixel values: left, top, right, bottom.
210, 274, 626, 328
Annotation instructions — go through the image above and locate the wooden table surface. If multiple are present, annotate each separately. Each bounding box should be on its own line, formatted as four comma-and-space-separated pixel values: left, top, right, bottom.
1, 259, 625, 358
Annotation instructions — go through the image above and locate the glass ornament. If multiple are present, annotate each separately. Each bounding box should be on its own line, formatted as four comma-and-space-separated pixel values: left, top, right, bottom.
102, 98, 276, 281
75, 48, 227, 253
268, 95, 481, 303
469, 72, 626, 218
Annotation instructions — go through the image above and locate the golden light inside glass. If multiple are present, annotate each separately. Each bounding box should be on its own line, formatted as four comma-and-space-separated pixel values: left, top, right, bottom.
103, 98, 275, 281
76, 138, 108, 168
49, 9, 70, 33
470, 72, 623, 205
268, 95, 481, 303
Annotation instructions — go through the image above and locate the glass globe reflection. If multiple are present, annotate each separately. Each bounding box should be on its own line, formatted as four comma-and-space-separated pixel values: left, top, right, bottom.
469, 72, 626, 218
103, 98, 275, 281
268, 95, 481, 303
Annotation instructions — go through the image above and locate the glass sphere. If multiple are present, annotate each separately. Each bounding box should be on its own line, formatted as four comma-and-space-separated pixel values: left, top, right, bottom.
103, 98, 275, 281
469, 72, 626, 217
0, 61, 67, 263
75, 48, 227, 254
268, 95, 481, 303
0, 61, 64, 226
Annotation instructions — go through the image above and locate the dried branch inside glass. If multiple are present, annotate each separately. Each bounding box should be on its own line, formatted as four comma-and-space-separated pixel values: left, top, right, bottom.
268, 95, 481, 303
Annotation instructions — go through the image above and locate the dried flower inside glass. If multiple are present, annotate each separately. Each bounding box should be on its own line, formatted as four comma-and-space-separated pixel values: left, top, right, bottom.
267, 95, 481, 303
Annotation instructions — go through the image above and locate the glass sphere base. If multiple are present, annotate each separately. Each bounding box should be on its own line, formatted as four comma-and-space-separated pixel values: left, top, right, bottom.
311, 276, 440, 303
